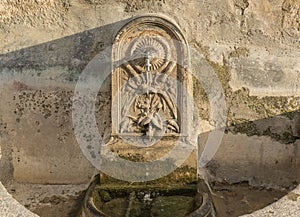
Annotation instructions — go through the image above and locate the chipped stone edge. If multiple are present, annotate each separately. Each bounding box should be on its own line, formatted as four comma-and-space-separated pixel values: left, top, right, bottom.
0, 182, 39, 217
241, 185, 300, 217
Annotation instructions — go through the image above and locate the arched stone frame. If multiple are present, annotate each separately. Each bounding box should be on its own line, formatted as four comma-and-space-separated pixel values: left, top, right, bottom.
111, 14, 190, 139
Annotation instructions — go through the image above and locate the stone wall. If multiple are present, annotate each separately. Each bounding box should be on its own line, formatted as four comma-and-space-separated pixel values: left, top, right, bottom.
0, 0, 299, 189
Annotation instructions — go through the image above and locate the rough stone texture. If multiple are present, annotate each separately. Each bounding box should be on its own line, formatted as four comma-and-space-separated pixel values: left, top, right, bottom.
229, 48, 300, 97
242, 185, 300, 217
0, 182, 38, 217
0, 180, 87, 217
0, 0, 299, 216
199, 132, 300, 187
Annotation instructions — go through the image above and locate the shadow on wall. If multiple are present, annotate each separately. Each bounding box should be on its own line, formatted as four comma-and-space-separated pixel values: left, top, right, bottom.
199, 110, 300, 188
0, 18, 130, 186
0, 17, 299, 188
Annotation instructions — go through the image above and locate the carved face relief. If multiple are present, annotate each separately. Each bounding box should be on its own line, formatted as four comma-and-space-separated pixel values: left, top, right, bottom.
112, 16, 188, 138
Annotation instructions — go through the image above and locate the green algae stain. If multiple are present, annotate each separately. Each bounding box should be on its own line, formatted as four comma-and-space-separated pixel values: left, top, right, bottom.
191, 43, 300, 144
151, 196, 194, 217
91, 185, 198, 217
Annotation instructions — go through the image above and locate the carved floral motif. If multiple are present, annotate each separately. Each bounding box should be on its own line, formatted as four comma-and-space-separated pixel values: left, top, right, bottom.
112, 17, 188, 137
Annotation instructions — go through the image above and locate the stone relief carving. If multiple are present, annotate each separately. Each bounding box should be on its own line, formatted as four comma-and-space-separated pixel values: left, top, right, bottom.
112, 16, 189, 138
119, 50, 179, 136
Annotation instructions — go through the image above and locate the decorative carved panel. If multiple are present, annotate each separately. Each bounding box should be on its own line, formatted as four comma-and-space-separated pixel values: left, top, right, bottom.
112, 15, 189, 140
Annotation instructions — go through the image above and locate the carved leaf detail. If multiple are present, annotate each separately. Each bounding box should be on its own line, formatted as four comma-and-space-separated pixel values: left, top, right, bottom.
167, 119, 179, 133
139, 114, 152, 126
161, 92, 176, 119
127, 115, 137, 121
162, 97, 167, 112
151, 113, 163, 130
151, 94, 161, 110
133, 98, 138, 113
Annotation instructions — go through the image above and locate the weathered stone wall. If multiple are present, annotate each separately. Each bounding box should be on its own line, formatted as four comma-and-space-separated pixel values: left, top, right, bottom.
0, 0, 299, 189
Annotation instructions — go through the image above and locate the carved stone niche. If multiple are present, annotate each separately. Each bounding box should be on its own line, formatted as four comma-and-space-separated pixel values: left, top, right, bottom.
83, 16, 213, 216
111, 15, 190, 145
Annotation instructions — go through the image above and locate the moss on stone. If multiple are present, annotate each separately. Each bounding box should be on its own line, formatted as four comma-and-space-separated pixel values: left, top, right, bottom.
92, 189, 103, 210
283, 111, 298, 120
91, 184, 198, 217
230, 120, 260, 137
262, 128, 297, 144
118, 153, 146, 162
102, 198, 128, 217
99, 190, 112, 202
208, 60, 232, 94
151, 196, 194, 217
192, 77, 210, 120
187, 41, 299, 144
191, 45, 232, 121
100, 165, 197, 186
229, 47, 250, 58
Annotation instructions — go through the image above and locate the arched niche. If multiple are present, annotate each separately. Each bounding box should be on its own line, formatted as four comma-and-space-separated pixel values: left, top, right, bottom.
111, 15, 190, 142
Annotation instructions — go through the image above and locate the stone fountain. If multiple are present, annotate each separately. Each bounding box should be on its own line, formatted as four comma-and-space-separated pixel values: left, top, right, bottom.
79, 15, 215, 217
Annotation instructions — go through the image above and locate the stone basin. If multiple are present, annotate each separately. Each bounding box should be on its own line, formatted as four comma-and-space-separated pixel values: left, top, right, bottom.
79, 178, 215, 217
